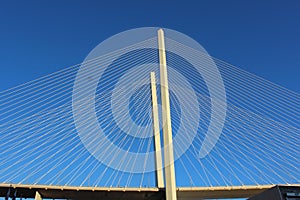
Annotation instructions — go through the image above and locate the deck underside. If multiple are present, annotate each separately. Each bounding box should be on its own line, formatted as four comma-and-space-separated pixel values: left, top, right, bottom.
1, 183, 299, 199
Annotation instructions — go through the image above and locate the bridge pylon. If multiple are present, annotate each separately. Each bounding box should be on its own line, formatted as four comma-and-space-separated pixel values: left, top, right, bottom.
150, 71, 164, 189
158, 28, 177, 200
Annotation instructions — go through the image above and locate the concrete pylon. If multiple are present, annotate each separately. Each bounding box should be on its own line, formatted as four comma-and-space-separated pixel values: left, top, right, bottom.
157, 28, 177, 200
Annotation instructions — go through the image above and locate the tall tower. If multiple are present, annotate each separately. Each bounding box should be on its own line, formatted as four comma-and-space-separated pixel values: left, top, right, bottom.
158, 29, 177, 200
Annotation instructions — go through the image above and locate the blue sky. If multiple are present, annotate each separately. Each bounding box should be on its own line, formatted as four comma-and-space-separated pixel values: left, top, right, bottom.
0, 1, 299, 199
0, 0, 299, 93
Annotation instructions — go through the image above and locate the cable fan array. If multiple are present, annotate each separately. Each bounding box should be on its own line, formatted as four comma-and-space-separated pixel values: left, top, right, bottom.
0, 35, 299, 189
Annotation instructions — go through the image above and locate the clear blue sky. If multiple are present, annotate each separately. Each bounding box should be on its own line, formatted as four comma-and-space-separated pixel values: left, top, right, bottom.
0, 1, 299, 199
0, 0, 299, 93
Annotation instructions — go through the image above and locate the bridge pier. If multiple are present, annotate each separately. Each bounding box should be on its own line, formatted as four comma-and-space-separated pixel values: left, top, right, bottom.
35, 191, 42, 200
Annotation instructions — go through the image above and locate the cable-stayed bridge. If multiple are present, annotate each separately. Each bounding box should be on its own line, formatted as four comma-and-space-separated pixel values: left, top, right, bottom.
0, 28, 299, 200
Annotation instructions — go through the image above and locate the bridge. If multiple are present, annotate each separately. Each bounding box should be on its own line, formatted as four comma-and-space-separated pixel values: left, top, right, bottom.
0, 27, 299, 200
0, 183, 290, 199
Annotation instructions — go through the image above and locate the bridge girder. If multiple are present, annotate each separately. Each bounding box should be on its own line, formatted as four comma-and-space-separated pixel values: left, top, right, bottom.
1, 183, 299, 199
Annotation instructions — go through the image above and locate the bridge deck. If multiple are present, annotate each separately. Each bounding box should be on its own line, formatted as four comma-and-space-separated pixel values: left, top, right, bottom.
1, 183, 299, 199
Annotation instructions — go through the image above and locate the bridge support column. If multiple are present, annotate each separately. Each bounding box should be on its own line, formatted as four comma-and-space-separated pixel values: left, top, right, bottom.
158, 29, 177, 200
35, 191, 42, 200
150, 71, 164, 189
